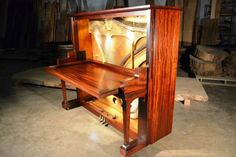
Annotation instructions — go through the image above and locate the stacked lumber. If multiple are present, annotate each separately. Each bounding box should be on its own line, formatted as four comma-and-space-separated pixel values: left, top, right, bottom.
224, 51, 236, 77
190, 45, 228, 76
182, 0, 198, 46
200, 19, 220, 45
35, 0, 71, 43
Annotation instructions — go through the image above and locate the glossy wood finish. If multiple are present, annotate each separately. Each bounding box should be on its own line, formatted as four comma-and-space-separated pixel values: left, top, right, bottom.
46, 60, 135, 98
70, 5, 180, 19
45, 5, 180, 157
46, 59, 147, 155
147, 9, 180, 144
118, 71, 147, 157
77, 19, 93, 59
70, 17, 79, 52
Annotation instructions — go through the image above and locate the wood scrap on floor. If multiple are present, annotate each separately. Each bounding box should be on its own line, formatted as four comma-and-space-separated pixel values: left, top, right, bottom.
175, 77, 208, 106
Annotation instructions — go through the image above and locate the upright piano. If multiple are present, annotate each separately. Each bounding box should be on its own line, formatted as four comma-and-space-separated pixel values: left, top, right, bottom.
45, 5, 180, 157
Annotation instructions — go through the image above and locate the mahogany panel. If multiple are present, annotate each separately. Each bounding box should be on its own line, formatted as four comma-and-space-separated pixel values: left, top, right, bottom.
45, 61, 135, 98
70, 5, 180, 20
70, 18, 79, 52
147, 8, 180, 144
78, 19, 93, 59
70, 5, 150, 18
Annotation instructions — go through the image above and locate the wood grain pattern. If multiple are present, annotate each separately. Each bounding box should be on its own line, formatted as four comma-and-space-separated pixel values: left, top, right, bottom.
45, 5, 181, 157
78, 19, 93, 59
71, 18, 77, 52
46, 61, 135, 98
70, 5, 180, 19
147, 8, 180, 144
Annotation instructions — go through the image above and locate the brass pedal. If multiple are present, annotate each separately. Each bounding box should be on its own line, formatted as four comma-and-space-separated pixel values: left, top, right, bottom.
102, 119, 106, 125
99, 114, 111, 127
99, 116, 105, 124
99, 116, 104, 123
99, 115, 102, 122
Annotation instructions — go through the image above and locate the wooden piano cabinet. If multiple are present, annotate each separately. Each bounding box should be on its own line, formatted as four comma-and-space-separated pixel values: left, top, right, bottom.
45, 5, 180, 157
147, 8, 181, 144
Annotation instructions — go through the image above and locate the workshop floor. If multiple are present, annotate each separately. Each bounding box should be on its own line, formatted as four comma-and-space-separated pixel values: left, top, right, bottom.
0, 60, 236, 157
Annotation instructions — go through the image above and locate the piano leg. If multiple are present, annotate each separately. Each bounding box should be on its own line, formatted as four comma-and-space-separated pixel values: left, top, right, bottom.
61, 80, 69, 109
119, 89, 147, 157
61, 80, 81, 110
121, 99, 131, 146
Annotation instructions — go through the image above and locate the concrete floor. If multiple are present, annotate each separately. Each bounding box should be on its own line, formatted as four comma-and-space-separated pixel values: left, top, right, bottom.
0, 60, 236, 157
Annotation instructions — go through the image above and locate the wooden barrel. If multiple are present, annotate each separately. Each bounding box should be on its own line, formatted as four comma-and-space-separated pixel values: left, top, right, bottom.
190, 55, 223, 76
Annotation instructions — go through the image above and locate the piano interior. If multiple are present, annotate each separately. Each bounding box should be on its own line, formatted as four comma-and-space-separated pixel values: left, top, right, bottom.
79, 15, 148, 138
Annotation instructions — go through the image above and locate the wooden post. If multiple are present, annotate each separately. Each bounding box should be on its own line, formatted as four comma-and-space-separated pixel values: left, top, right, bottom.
122, 101, 131, 146
119, 88, 131, 146
138, 98, 147, 142
76, 88, 80, 102
61, 80, 68, 109
210, 0, 221, 19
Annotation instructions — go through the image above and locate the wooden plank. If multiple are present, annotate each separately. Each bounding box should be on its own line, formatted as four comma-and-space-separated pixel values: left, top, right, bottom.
175, 0, 184, 44
182, 0, 198, 46
147, 8, 180, 144
200, 19, 219, 45
210, 0, 221, 19
210, 0, 217, 19
175, 77, 208, 106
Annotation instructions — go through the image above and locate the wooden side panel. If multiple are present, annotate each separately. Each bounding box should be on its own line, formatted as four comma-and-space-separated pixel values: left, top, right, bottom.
147, 8, 180, 144
71, 17, 79, 52
78, 19, 93, 59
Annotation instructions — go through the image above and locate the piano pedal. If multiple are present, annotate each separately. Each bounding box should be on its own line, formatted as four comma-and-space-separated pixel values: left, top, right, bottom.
99, 115, 102, 122
99, 116, 105, 124
102, 120, 106, 125
99, 116, 103, 123
98, 115, 110, 126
